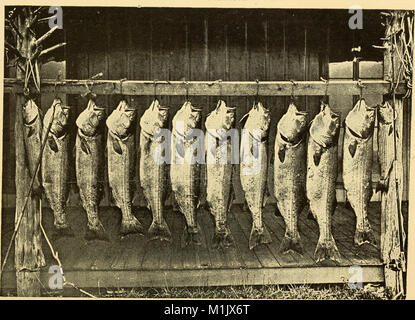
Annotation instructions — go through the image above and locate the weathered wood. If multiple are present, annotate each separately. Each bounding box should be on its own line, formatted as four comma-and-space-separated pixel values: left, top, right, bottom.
4, 78, 407, 96
1, 265, 385, 289
13, 12, 45, 297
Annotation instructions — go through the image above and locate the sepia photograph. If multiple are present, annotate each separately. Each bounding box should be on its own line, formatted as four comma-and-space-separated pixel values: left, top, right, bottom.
0, 1, 414, 302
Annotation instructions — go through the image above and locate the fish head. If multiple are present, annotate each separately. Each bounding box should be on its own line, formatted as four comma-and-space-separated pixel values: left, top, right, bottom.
378, 101, 394, 124
76, 100, 106, 136
241, 102, 270, 139
205, 100, 236, 133
345, 99, 377, 139
140, 99, 169, 137
107, 100, 137, 138
22, 99, 40, 125
277, 103, 308, 143
174, 101, 202, 136
310, 102, 340, 147
49, 99, 70, 137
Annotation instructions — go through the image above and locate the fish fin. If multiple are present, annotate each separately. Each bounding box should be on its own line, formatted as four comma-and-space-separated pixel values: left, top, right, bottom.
388, 125, 393, 135
148, 219, 172, 242
181, 224, 203, 248
376, 178, 389, 193
279, 234, 303, 255
354, 228, 377, 247
249, 225, 272, 250
348, 140, 357, 158
212, 226, 234, 249
85, 222, 109, 242
278, 145, 286, 163
27, 126, 35, 138
120, 215, 145, 237
80, 137, 90, 155
111, 136, 123, 155
274, 203, 282, 217
313, 148, 322, 166
314, 236, 341, 264
307, 208, 317, 221
48, 136, 59, 152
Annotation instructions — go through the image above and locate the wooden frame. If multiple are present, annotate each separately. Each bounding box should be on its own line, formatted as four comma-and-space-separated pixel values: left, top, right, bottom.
3, 78, 406, 97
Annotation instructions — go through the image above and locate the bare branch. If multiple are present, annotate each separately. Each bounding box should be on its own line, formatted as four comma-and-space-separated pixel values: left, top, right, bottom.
35, 26, 59, 47
39, 42, 66, 57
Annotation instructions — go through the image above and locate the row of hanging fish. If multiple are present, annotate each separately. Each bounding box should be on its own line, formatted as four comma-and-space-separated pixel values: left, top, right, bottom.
23, 95, 394, 263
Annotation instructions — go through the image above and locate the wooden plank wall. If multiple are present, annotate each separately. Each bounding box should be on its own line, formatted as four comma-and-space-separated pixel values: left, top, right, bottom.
2, 8, 409, 208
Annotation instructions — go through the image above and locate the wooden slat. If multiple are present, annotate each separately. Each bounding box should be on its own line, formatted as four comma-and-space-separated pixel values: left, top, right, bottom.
234, 207, 281, 268
1, 265, 384, 289
4, 80, 407, 97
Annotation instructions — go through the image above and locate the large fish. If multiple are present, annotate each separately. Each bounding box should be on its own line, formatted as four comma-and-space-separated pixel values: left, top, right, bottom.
171, 101, 203, 247
139, 99, 171, 242
107, 100, 144, 237
22, 99, 43, 196
75, 99, 107, 240
377, 100, 404, 262
240, 102, 272, 250
205, 100, 236, 249
343, 99, 377, 246
273, 103, 308, 254
306, 102, 341, 263
41, 98, 73, 236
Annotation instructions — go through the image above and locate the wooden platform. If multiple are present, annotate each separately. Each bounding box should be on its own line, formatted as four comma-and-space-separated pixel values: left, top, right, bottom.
1, 203, 384, 289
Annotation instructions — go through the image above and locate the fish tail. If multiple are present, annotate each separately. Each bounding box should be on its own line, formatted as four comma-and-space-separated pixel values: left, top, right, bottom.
51, 218, 74, 240
354, 227, 376, 247
181, 224, 203, 248
120, 214, 145, 237
212, 225, 234, 249
148, 219, 172, 242
85, 220, 109, 241
249, 225, 272, 250
314, 235, 341, 263
279, 233, 303, 255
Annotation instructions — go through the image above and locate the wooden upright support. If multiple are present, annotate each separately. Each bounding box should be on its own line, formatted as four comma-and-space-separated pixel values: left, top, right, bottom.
13, 11, 45, 297
381, 10, 408, 298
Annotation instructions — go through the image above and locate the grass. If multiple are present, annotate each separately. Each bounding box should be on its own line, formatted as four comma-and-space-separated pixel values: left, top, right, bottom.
24, 283, 388, 299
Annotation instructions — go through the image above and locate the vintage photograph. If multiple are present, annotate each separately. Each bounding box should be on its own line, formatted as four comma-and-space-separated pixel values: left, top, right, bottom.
0, 2, 413, 300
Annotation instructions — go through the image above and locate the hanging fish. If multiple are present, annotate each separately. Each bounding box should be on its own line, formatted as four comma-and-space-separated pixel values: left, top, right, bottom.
41, 98, 73, 237
343, 99, 377, 246
205, 100, 236, 249
139, 99, 172, 242
171, 101, 203, 247
274, 103, 308, 254
240, 102, 272, 250
107, 100, 144, 237
306, 102, 341, 263
377, 100, 405, 262
75, 99, 107, 240
22, 99, 43, 196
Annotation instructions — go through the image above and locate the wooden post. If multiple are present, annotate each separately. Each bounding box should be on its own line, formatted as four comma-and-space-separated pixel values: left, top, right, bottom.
14, 11, 45, 297
381, 11, 408, 297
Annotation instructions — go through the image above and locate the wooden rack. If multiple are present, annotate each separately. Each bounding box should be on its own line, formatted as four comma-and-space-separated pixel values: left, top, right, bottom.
4, 78, 407, 96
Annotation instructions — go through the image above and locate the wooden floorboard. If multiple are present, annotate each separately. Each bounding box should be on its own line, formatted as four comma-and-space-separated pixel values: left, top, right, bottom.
1, 203, 383, 288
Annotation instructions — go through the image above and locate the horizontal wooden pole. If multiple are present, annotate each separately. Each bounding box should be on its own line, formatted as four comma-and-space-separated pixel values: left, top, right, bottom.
4, 78, 407, 96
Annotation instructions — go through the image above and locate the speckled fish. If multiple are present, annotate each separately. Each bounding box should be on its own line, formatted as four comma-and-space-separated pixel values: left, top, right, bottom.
75, 99, 107, 240
22, 99, 42, 196
171, 101, 203, 247
205, 100, 236, 249
343, 99, 377, 246
306, 102, 341, 263
107, 100, 144, 237
139, 99, 171, 242
377, 100, 405, 262
41, 98, 73, 237
240, 102, 272, 250
274, 103, 308, 254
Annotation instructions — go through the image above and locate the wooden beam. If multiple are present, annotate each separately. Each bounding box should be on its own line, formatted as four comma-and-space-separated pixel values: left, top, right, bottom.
3, 78, 407, 97
1, 266, 384, 289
